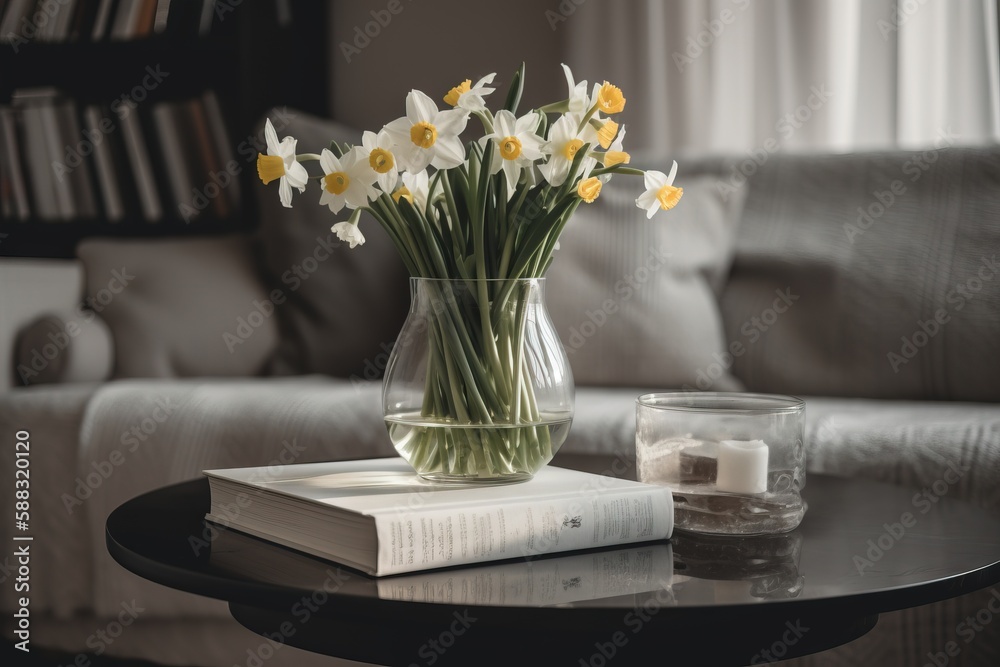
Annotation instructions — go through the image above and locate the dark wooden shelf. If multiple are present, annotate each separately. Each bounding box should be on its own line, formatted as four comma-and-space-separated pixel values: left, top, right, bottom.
0, 216, 255, 259
0, 39, 240, 104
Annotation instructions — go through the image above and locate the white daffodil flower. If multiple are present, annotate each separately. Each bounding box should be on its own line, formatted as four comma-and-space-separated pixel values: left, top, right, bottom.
384, 90, 468, 173
361, 129, 400, 194
487, 110, 545, 195
561, 63, 590, 114
636, 161, 684, 219
331, 220, 365, 248
256, 118, 308, 208
393, 170, 434, 211
318, 147, 379, 214
539, 112, 598, 188
444, 73, 497, 112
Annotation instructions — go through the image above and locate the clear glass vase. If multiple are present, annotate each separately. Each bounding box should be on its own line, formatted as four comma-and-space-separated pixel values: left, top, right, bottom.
382, 278, 574, 483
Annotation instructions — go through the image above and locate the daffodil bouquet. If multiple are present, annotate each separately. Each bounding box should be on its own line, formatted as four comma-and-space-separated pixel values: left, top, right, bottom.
257, 64, 683, 480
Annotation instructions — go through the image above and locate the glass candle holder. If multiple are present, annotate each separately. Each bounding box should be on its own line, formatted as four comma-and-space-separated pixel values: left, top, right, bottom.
636, 393, 806, 535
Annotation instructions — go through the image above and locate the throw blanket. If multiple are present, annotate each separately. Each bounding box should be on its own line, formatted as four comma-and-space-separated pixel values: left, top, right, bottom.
78, 376, 393, 618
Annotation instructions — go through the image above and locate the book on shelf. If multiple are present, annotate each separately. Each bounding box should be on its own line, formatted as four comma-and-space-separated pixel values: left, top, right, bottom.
209, 525, 676, 606
203, 457, 675, 577
0, 0, 219, 43
0, 108, 31, 220
1, 87, 236, 225
118, 108, 162, 221
90, 0, 117, 41
84, 105, 126, 221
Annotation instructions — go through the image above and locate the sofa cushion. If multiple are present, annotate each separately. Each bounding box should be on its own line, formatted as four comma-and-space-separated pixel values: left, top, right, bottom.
720, 146, 1000, 401
14, 307, 114, 386
252, 109, 410, 380
76, 235, 279, 378
546, 172, 748, 390
562, 389, 1000, 515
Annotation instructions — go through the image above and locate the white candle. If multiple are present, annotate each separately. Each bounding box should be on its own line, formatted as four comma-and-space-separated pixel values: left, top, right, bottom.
716, 439, 769, 494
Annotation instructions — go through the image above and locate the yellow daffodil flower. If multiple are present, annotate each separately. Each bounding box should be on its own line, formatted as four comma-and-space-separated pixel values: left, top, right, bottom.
636, 161, 684, 218
256, 118, 308, 208
601, 125, 630, 168
540, 112, 597, 187
444, 73, 496, 112
361, 129, 400, 194
487, 110, 546, 195
384, 90, 468, 173
577, 177, 602, 203
597, 82, 626, 114
393, 170, 433, 211
319, 147, 379, 214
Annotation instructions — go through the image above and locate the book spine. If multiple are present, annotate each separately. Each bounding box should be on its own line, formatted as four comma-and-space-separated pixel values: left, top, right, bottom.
0, 108, 31, 219
372, 488, 673, 576
20, 105, 59, 219
84, 106, 124, 220
119, 108, 162, 221
152, 102, 196, 221
91, 0, 116, 41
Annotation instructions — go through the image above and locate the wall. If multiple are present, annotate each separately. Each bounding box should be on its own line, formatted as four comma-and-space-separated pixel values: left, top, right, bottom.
329, 0, 567, 132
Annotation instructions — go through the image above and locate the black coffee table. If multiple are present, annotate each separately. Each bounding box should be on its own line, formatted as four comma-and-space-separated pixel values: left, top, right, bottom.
106, 455, 1000, 666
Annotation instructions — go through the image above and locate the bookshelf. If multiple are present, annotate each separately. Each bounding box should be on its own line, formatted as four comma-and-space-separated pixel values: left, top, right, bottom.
0, 0, 329, 258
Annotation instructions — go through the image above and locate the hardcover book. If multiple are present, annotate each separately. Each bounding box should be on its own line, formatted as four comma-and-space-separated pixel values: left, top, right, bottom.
203, 457, 674, 577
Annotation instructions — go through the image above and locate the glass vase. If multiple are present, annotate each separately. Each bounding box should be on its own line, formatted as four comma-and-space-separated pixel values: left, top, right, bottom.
382, 278, 574, 483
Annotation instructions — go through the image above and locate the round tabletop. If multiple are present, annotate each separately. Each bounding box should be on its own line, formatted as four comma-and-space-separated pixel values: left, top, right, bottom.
106, 459, 1000, 666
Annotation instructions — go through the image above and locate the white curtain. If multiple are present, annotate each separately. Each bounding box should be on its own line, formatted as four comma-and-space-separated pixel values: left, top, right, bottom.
564, 0, 1000, 158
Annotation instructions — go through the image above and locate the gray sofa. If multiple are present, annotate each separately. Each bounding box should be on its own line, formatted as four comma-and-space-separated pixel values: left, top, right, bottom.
2, 112, 998, 666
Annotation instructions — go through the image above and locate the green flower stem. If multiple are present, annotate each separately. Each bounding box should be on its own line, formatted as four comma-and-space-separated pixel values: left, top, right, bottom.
591, 165, 646, 177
